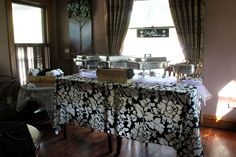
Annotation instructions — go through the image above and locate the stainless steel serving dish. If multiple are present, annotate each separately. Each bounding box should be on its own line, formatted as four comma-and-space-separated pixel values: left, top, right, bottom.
73, 55, 168, 75
73, 55, 108, 69
173, 63, 195, 75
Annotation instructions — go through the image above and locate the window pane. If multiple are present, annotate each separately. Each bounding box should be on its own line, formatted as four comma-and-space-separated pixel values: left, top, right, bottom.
122, 28, 184, 64
122, 0, 185, 64
129, 0, 174, 27
12, 3, 44, 43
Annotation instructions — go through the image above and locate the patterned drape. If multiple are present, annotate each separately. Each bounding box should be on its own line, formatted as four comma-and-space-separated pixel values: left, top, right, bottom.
169, 0, 205, 66
105, 0, 134, 55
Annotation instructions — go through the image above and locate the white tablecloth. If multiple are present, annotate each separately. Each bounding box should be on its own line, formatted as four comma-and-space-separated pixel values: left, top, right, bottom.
17, 84, 55, 119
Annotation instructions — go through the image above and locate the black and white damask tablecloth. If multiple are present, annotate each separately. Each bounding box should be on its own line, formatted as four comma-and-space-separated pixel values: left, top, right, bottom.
53, 72, 211, 157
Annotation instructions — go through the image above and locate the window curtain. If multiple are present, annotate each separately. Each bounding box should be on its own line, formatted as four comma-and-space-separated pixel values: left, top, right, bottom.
169, 0, 206, 75
105, 0, 134, 55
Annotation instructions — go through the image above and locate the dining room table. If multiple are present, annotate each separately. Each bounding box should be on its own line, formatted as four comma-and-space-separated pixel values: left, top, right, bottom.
52, 70, 212, 157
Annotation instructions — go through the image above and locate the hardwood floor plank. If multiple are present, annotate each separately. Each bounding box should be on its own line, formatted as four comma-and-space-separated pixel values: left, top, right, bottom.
201, 127, 236, 157
38, 124, 236, 157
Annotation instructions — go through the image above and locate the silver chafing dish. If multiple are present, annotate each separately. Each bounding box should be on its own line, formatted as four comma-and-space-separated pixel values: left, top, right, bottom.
173, 63, 196, 82
141, 57, 167, 70
73, 55, 108, 69
73, 55, 168, 76
173, 63, 195, 75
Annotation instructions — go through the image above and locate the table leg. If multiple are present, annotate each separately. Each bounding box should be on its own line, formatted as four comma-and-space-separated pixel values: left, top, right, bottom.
63, 124, 67, 139
107, 134, 112, 153
115, 136, 122, 156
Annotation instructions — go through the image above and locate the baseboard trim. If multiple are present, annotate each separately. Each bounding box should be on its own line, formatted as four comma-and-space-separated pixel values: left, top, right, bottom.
202, 114, 236, 130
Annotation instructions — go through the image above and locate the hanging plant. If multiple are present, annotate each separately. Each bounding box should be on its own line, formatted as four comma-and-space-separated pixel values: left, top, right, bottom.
67, 0, 92, 19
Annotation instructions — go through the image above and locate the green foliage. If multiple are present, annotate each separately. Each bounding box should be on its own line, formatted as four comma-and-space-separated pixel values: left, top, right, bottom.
67, 0, 91, 19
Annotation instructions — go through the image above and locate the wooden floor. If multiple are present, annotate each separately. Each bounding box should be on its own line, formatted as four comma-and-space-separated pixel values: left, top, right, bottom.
38, 124, 236, 157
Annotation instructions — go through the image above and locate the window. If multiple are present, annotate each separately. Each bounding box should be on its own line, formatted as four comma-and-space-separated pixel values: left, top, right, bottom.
12, 3, 50, 84
121, 0, 185, 64
12, 3, 44, 43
